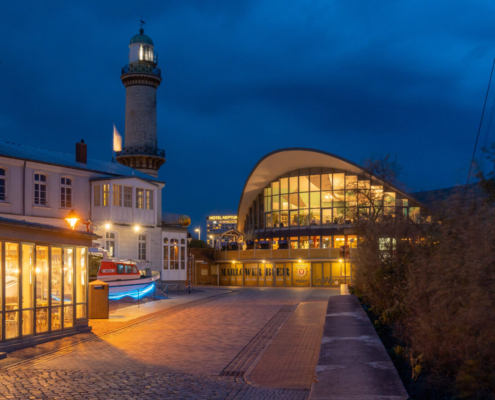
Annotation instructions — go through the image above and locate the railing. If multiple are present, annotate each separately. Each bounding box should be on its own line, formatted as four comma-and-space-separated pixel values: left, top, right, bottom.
214, 247, 357, 261
122, 64, 161, 77
116, 146, 165, 158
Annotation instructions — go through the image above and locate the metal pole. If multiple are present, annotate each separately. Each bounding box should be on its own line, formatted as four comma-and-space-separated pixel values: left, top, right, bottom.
188, 251, 191, 294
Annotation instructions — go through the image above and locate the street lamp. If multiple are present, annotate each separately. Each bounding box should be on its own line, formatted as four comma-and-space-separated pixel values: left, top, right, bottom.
209, 235, 214, 248
187, 235, 193, 294
195, 227, 201, 241
65, 210, 80, 230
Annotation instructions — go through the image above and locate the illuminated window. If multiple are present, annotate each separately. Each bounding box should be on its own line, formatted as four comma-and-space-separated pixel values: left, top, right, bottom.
136, 188, 144, 209
0, 168, 6, 201
113, 185, 122, 206
145, 189, 153, 210
102, 184, 109, 207
34, 174, 47, 205
61, 177, 72, 208
163, 245, 168, 269
124, 186, 132, 207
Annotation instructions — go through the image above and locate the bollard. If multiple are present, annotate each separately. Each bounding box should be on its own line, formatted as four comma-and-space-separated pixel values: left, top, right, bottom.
340, 283, 349, 295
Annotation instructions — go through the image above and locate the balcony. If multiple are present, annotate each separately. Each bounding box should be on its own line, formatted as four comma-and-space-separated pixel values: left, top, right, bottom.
214, 247, 357, 261
116, 146, 165, 158
122, 64, 161, 77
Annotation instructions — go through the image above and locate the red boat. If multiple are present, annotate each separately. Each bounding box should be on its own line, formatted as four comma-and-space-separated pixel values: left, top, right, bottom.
97, 260, 160, 295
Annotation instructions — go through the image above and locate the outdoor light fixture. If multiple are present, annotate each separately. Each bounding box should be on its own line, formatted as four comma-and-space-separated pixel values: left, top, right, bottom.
65, 210, 80, 230
134, 225, 141, 232
262, 260, 265, 263
194, 227, 201, 240
299, 259, 302, 263
339, 259, 343, 262
105, 223, 111, 230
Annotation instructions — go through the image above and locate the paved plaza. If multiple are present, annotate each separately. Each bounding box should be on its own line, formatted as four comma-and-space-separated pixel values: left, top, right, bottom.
0, 288, 338, 399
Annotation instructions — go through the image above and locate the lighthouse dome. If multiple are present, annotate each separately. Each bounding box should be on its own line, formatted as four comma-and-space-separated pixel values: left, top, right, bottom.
130, 28, 154, 46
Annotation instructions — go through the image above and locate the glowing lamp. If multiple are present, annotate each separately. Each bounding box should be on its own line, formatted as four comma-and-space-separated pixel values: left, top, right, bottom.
105, 223, 111, 230
133, 225, 141, 233
339, 259, 343, 262
298, 259, 302, 263
65, 210, 80, 230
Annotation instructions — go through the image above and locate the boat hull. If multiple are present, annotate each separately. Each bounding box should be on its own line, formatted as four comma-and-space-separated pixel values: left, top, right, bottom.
107, 272, 160, 297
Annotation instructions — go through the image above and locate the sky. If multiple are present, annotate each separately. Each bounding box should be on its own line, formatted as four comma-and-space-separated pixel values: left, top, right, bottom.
2, 0, 495, 234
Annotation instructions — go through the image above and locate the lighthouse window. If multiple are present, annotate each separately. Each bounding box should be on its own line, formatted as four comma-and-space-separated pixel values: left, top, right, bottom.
0, 168, 6, 201
34, 174, 47, 206
61, 177, 72, 208
139, 45, 154, 62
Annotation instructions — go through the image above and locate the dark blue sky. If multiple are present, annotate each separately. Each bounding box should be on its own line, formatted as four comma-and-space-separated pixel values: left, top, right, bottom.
2, 1, 495, 233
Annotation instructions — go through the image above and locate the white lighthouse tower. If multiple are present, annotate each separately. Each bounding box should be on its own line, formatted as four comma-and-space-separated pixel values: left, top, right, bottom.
116, 26, 165, 177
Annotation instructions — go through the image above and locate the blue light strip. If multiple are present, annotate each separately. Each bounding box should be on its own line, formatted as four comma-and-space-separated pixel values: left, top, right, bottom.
108, 283, 155, 300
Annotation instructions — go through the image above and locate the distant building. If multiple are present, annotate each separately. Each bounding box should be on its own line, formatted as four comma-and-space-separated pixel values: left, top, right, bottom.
206, 215, 237, 247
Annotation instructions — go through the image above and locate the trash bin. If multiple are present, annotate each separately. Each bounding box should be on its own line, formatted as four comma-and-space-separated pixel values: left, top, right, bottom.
89, 280, 109, 319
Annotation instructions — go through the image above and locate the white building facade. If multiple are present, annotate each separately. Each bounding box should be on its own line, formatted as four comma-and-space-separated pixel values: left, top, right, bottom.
0, 141, 188, 285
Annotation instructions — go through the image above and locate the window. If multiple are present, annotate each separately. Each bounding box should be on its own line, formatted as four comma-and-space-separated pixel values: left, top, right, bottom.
181, 239, 185, 245
145, 189, 153, 210
138, 234, 147, 260
61, 177, 72, 208
125, 265, 133, 274
94, 185, 101, 207
102, 184, 109, 206
181, 247, 185, 269
163, 245, 168, 269
170, 245, 179, 269
34, 174, 47, 205
136, 188, 144, 209
105, 232, 116, 257
0, 168, 6, 201
113, 185, 122, 206
117, 264, 124, 274
124, 186, 132, 207
139, 44, 155, 62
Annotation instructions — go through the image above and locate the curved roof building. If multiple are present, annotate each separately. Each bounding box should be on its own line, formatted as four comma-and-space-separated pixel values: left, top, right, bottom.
237, 148, 423, 246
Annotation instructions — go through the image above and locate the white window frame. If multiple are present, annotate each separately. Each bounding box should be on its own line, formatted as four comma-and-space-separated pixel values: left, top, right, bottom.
94, 185, 101, 207
61, 176, 73, 208
105, 231, 118, 257
112, 184, 122, 207
138, 234, 147, 261
34, 173, 48, 206
136, 188, 144, 209
145, 189, 153, 210
124, 186, 133, 208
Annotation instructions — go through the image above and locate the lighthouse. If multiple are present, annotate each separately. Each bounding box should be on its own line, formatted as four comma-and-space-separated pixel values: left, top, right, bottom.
116, 26, 165, 177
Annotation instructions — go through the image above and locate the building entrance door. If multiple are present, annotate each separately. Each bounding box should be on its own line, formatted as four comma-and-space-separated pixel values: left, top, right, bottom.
244, 263, 258, 286
258, 263, 265, 286
275, 263, 285, 286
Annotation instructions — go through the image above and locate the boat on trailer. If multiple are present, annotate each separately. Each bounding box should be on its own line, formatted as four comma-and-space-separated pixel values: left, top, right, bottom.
96, 260, 160, 296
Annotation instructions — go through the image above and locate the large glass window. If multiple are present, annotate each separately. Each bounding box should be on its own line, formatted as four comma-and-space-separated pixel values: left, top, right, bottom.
36, 246, 49, 308
256, 170, 420, 234
94, 185, 101, 207
76, 248, 87, 316
51, 248, 62, 306
163, 245, 169, 269
105, 232, 116, 257
6, 243, 19, 311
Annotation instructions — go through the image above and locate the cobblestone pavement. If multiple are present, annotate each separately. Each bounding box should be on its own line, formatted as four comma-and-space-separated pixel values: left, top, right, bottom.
0, 370, 310, 399
0, 288, 337, 399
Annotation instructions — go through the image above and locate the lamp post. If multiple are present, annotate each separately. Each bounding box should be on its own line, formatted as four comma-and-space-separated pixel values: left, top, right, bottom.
209, 235, 214, 249
194, 227, 201, 241
187, 235, 193, 294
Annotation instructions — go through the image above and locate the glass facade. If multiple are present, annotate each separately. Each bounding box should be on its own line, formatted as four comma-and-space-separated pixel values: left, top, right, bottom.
245, 168, 423, 236
0, 243, 87, 342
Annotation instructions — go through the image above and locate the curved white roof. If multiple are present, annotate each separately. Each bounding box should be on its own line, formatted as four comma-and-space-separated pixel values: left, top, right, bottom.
237, 148, 410, 232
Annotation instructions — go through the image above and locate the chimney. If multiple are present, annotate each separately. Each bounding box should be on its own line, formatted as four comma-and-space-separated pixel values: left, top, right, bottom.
76, 140, 87, 164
